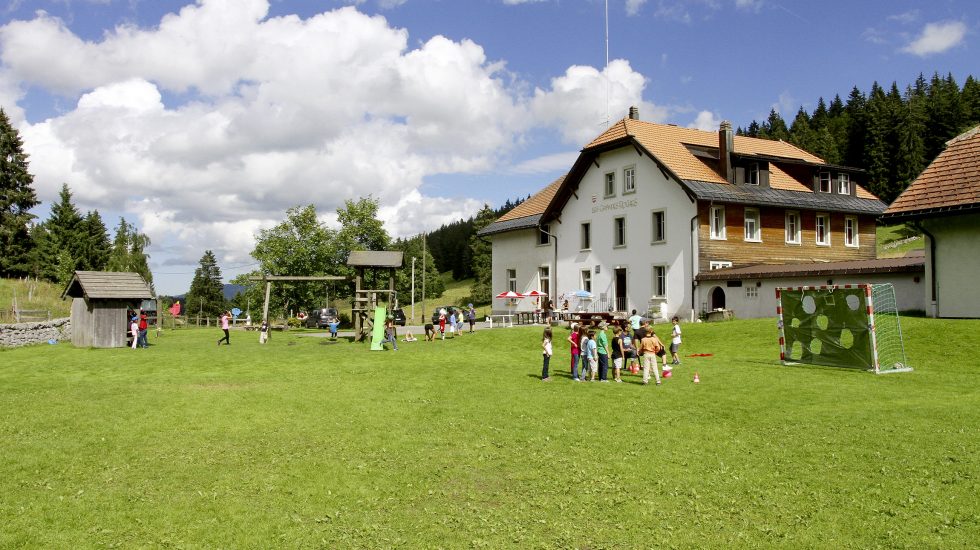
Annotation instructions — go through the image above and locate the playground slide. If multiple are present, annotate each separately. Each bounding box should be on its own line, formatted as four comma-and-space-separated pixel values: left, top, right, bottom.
370, 307, 386, 350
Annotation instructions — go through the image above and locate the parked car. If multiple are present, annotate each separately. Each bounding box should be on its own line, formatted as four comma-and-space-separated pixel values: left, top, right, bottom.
305, 307, 339, 329
391, 308, 407, 326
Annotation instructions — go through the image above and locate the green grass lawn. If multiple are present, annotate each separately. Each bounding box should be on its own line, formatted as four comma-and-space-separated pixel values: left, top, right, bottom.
1, 318, 978, 547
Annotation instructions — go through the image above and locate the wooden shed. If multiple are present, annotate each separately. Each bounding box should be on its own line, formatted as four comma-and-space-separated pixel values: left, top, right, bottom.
62, 271, 154, 348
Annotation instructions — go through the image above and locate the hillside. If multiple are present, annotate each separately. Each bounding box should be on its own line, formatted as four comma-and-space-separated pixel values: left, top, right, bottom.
0, 278, 71, 323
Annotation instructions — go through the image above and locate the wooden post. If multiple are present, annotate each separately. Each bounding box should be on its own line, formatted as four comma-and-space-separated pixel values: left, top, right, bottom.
262, 281, 272, 325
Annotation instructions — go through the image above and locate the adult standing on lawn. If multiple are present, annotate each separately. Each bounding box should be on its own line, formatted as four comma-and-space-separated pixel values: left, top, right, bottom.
596, 322, 610, 381
217, 311, 231, 346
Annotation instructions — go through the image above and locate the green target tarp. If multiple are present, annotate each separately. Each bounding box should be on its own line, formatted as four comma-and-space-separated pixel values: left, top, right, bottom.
777, 286, 874, 370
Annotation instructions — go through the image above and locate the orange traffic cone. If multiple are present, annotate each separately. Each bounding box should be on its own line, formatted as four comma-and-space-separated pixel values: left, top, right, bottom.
693, 372, 700, 384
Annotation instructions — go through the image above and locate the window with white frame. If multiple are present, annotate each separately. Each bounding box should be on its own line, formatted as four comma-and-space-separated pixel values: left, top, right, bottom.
709, 261, 733, 270
744, 208, 761, 242
580, 222, 591, 250
844, 216, 859, 247
815, 213, 830, 246
651, 210, 666, 243
581, 269, 592, 293
837, 173, 850, 195
819, 172, 832, 193
604, 172, 616, 198
652, 265, 667, 298
710, 205, 726, 240
539, 266, 550, 298
538, 223, 550, 246
614, 216, 626, 247
785, 210, 801, 244
745, 286, 759, 298
623, 166, 636, 194
506, 269, 517, 293
749, 163, 760, 185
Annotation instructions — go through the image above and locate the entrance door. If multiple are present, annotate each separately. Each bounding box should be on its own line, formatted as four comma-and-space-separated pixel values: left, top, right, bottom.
614, 268, 627, 312
710, 286, 726, 310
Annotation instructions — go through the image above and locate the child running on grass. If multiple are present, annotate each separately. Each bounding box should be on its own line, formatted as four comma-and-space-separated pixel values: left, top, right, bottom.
541, 327, 553, 381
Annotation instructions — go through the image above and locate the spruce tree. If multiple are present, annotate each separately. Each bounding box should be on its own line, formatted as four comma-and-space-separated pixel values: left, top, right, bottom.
788, 107, 816, 153
78, 210, 111, 271
0, 108, 39, 277
32, 183, 84, 281
107, 217, 153, 289
962, 76, 980, 126
467, 205, 497, 305
894, 85, 927, 203
185, 250, 225, 319
863, 82, 891, 200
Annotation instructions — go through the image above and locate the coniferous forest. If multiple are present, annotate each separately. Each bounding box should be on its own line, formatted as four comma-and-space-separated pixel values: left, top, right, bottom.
739, 72, 980, 204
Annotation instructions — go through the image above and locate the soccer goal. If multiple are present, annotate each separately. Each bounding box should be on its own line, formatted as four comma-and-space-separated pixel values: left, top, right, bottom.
776, 284, 912, 374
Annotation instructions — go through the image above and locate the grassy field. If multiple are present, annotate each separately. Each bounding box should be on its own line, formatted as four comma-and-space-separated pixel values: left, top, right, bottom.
1, 317, 978, 547
877, 223, 925, 259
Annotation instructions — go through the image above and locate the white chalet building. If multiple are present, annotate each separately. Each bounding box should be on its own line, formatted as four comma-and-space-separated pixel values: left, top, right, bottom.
479, 108, 905, 320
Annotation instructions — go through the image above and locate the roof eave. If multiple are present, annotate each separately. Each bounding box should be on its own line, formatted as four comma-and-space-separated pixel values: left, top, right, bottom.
880, 203, 980, 222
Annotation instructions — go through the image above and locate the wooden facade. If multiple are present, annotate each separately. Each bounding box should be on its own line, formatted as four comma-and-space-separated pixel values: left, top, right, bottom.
63, 271, 153, 348
697, 202, 876, 273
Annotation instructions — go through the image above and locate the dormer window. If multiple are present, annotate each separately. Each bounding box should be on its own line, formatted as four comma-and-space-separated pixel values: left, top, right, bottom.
837, 173, 850, 195
819, 172, 832, 193
748, 163, 760, 185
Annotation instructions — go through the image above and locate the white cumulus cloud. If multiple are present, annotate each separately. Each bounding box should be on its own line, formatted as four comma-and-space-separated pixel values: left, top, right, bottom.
901, 20, 967, 57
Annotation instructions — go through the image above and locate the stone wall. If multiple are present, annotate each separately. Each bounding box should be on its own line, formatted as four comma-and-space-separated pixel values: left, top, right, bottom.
0, 318, 72, 348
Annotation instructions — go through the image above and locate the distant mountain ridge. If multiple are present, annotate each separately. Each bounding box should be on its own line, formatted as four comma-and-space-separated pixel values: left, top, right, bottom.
173, 284, 245, 302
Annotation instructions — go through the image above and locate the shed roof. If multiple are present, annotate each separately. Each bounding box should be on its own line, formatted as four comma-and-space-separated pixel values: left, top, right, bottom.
347, 250, 404, 268
882, 124, 980, 221
62, 271, 154, 300
695, 256, 924, 281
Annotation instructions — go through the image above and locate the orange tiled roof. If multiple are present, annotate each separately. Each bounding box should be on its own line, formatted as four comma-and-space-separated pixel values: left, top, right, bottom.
884, 125, 980, 216
586, 118, 826, 183
497, 175, 565, 221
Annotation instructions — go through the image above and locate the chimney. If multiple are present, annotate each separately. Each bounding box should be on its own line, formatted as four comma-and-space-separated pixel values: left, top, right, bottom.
719, 120, 734, 183
628, 106, 639, 120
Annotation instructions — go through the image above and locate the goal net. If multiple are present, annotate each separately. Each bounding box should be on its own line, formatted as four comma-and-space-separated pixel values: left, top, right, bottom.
776, 284, 911, 374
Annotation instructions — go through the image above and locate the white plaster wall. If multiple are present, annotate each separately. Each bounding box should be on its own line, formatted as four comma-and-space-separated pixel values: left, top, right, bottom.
491, 228, 556, 313
551, 147, 697, 319
924, 213, 980, 318
699, 271, 926, 320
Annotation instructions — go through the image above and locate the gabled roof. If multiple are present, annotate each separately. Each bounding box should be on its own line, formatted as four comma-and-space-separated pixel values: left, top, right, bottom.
347, 250, 404, 268
882, 125, 980, 221
485, 116, 884, 236
478, 175, 564, 237
62, 271, 153, 300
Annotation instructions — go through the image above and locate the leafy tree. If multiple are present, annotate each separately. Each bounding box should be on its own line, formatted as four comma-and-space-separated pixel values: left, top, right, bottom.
184, 250, 226, 318
334, 196, 391, 293
0, 108, 39, 277
249, 204, 338, 316
466, 204, 497, 305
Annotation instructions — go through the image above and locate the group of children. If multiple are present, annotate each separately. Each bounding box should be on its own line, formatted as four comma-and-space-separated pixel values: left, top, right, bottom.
423, 306, 477, 341
541, 316, 682, 385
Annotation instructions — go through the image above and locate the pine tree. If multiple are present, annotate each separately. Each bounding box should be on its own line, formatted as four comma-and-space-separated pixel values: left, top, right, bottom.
962, 76, 980, 126
185, 250, 225, 319
842, 86, 867, 168
788, 107, 816, 153
893, 85, 927, 203
32, 183, 84, 282
863, 82, 891, 200
0, 108, 39, 277
107, 217, 153, 289
760, 109, 790, 141
467, 204, 497, 305
78, 210, 111, 271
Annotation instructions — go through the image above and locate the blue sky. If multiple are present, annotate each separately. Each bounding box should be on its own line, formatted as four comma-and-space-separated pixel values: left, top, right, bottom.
1, 0, 975, 294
